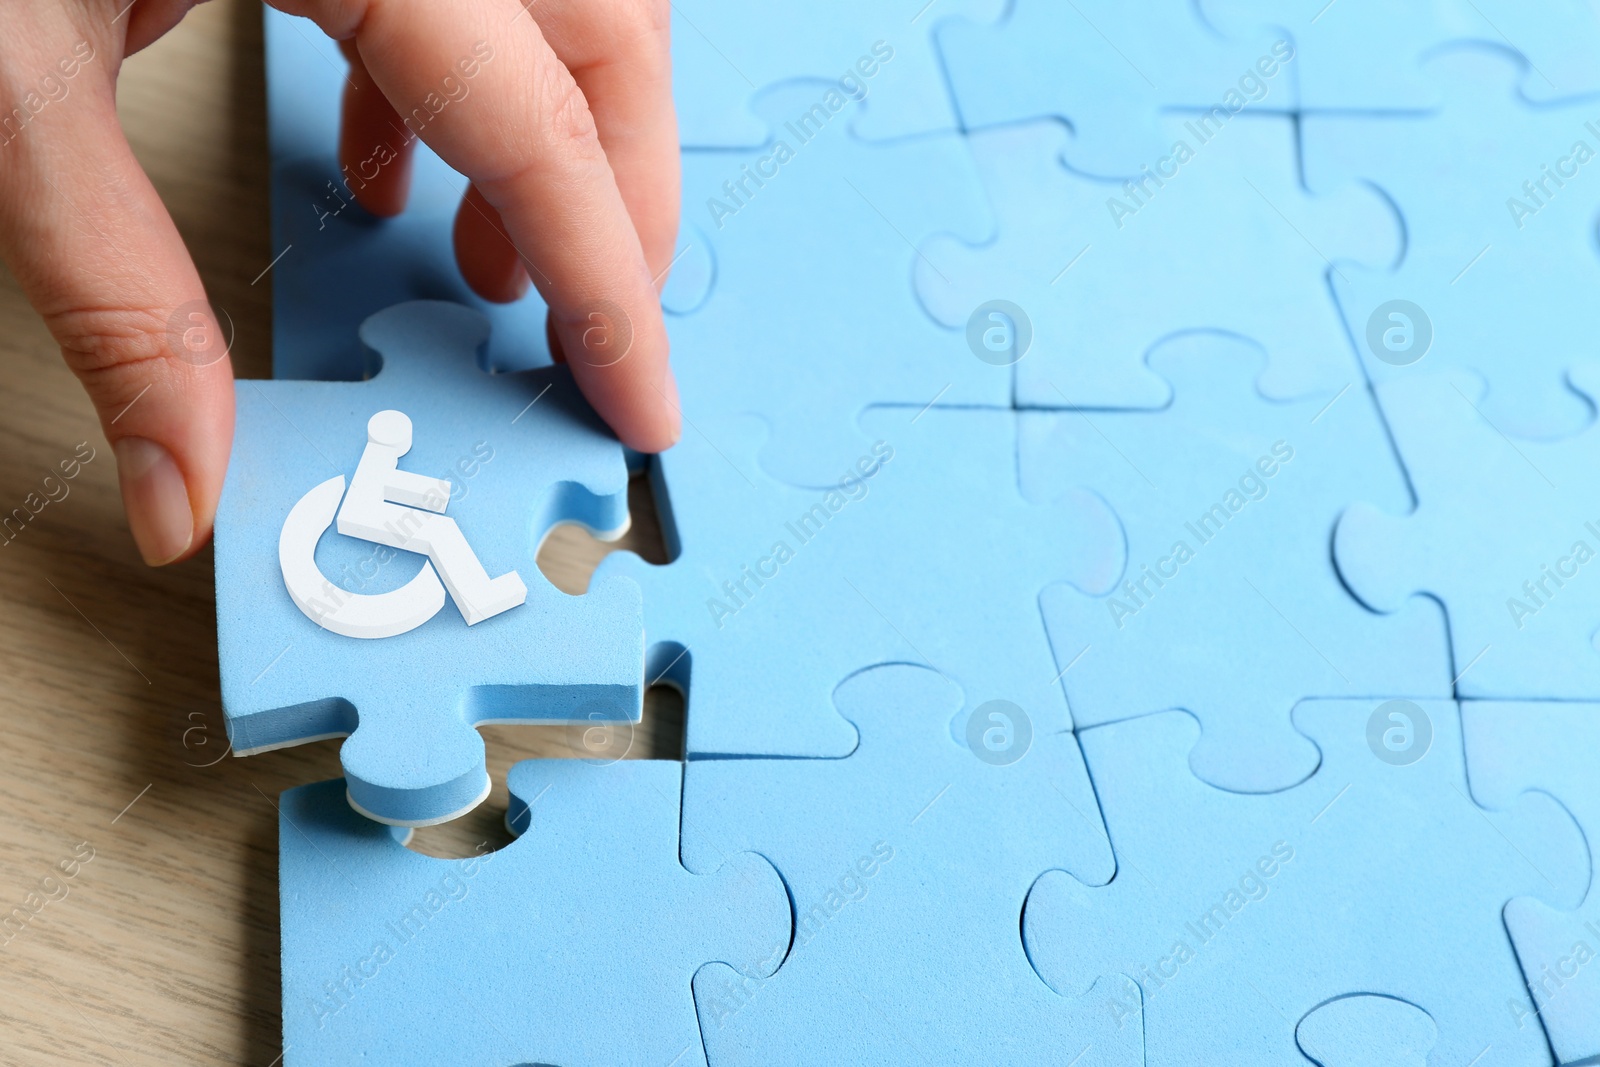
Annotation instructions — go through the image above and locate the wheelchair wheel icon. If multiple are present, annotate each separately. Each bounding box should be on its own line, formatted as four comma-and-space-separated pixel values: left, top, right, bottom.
279, 474, 447, 640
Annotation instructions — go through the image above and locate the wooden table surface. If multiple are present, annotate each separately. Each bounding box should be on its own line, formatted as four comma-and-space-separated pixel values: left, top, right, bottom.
0, 5, 678, 1062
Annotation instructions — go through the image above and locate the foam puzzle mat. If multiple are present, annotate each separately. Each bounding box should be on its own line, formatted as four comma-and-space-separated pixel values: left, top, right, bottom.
242, 4, 1600, 1063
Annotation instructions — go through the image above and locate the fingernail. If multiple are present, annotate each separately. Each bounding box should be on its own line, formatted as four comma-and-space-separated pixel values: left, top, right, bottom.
114, 437, 194, 566
662, 370, 682, 445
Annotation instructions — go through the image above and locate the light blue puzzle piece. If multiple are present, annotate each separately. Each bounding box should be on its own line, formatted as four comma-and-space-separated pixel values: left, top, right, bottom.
1305, 47, 1600, 442
671, 0, 1001, 146
1334, 367, 1600, 701
595, 405, 1122, 758
672, 82, 1005, 486
264, 9, 558, 380
215, 301, 643, 826
1296, 994, 1438, 1067
684, 662, 1142, 1066
279, 760, 789, 1066
1464, 701, 1600, 1065
1022, 333, 1449, 793
1024, 701, 1589, 1067
1204, 0, 1600, 108
937, 0, 1293, 177
917, 117, 1398, 412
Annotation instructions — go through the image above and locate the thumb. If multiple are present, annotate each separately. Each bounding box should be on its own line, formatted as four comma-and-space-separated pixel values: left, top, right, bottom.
0, 32, 232, 565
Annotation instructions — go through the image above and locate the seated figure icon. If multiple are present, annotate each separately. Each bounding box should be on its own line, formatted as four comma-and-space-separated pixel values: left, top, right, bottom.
280, 409, 526, 639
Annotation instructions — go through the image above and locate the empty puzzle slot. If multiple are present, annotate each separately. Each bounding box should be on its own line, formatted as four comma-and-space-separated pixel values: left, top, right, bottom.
536, 463, 675, 595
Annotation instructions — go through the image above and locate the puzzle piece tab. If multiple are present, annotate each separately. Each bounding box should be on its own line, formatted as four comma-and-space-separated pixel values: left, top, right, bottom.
1024, 701, 1588, 1067
672, 82, 1005, 486
1023, 333, 1449, 793
685, 663, 1141, 1066
1334, 368, 1600, 700
596, 405, 1122, 758
1305, 47, 1600, 441
1464, 701, 1600, 1065
216, 301, 643, 826
918, 117, 1396, 412
937, 0, 1291, 177
1296, 994, 1438, 1067
279, 760, 789, 1066
671, 0, 1001, 146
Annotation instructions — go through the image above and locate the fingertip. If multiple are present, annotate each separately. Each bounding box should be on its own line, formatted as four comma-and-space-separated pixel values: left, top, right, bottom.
113, 436, 196, 566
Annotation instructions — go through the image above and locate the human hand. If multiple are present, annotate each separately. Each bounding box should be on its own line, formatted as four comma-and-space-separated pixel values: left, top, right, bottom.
0, 0, 681, 566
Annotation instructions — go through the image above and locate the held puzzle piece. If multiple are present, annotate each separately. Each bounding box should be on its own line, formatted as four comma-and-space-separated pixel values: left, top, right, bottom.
1022, 334, 1449, 794
264, 8, 555, 380
937, 0, 1292, 177
1334, 368, 1600, 700
215, 301, 642, 826
1464, 702, 1600, 1064
684, 663, 1141, 1067
1204, 0, 1600, 108
670, 0, 999, 146
917, 117, 1398, 412
279, 761, 789, 1067
1295, 994, 1438, 1067
1305, 47, 1600, 441
671, 82, 1006, 487
595, 406, 1122, 759
1023, 701, 1589, 1067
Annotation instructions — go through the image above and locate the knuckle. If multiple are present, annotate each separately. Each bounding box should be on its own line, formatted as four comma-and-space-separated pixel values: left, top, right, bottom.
534, 66, 602, 159
48, 304, 174, 405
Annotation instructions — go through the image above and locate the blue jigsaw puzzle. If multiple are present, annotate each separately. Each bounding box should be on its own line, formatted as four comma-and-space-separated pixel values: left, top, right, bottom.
1203, 0, 1600, 108
278, 759, 789, 1066
215, 301, 643, 826
670, 0, 999, 146
1305, 47, 1600, 442
1023, 701, 1589, 1067
1022, 333, 1449, 794
670, 81, 1006, 487
1464, 702, 1600, 1065
683, 663, 1141, 1066
1335, 368, 1600, 701
594, 405, 1122, 759
1295, 994, 1438, 1067
917, 116, 1397, 412
937, 0, 1293, 177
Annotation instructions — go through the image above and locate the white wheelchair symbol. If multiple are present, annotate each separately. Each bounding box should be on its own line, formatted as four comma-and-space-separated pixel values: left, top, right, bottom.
279, 410, 527, 640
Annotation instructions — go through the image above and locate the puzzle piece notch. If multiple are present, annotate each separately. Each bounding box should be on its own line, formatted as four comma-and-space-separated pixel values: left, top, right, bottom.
596, 403, 1123, 759
1025, 331, 1449, 794
670, 0, 1004, 147
936, 0, 1294, 178
1305, 45, 1600, 442
1295, 994, 1438, 1067
684, 662, 1141, 1066
216, 301, 642, 826
279, 759, 789, 1066
1025, 701, 1587, 1066
918, 115, 1399, 412
1463, 701, 1600, 1065
1333, 365, 1600, 700
671, 80, 1008, 488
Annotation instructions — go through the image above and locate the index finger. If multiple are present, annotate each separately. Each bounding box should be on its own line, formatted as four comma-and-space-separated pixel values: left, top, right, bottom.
279, 0, 680, 453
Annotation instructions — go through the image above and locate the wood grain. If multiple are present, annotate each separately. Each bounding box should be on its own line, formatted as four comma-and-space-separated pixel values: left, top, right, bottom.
0, 5, 678, 1062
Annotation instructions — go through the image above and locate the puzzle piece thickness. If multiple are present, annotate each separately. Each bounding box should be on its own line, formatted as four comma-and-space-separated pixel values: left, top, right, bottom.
1335, 368, 1600, 700
1306, 47, 1600, 442
672, 81, 1006, 487
685, 663, 1141, 1066
1464, 702, 1600, 1065
596, 405, 1122, 759
279, 760, 789, 1066
918, 116, 1396, 412
216, 302, 642, 826
1024, 701, 1588, 1067
1024, 333, 1449, 794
